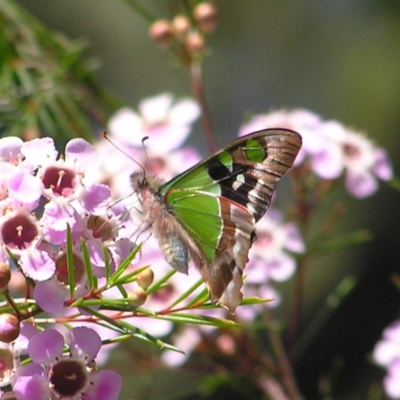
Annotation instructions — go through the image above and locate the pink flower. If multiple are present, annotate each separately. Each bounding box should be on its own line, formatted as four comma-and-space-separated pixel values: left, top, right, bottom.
19, 137, 111, 244
0, 206, 55, 281
33, 243, 90, 313
93, 94, 201, 199
334, 127, 392, 198
239, 109, 392, 198
14, 327, 121, 400
246, 209, 304, 284
108, 92, 201, 154
373, 319, 400, 398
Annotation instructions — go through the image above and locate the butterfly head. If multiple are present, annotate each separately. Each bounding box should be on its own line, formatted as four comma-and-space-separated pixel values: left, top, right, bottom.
130, 171, 164, 193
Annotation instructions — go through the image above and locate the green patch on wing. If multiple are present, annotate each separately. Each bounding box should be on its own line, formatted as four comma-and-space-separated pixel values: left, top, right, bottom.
245, 138, 266, 162
161, 163, 221, 193
165, 190, 222, 263
218, 151, 233, 169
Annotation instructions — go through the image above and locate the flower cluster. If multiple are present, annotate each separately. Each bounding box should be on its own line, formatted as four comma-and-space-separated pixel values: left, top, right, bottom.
240, 109, 392, 198
0, 136, 139, 399
0, 136, 135, 312
373, 319, 400, 399
1, 323, 121, 400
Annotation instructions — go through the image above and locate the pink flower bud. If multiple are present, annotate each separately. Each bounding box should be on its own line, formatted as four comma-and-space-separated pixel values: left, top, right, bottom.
0, 313, 20, 343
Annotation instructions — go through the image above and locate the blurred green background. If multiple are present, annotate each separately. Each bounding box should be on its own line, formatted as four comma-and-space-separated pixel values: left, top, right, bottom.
13, 1, 400, 398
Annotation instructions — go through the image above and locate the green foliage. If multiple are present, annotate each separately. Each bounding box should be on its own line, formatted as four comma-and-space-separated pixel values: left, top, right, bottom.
0, 0, 116, 144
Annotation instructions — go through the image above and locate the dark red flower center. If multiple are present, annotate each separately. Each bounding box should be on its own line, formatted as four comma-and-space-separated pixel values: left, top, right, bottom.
2, 214, 38, 250
42, 166, 76, 197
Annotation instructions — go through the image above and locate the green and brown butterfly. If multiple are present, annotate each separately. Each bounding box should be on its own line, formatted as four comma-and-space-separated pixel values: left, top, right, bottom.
131, 128, 302, 313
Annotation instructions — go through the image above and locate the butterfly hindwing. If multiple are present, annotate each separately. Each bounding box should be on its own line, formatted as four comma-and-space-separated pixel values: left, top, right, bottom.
159, 128, 302, 312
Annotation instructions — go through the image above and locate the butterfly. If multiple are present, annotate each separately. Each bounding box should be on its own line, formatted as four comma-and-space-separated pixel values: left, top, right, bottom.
131, 129, 302, 313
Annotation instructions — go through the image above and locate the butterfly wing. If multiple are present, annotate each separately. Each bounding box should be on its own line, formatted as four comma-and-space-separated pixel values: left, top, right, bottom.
160, 129, 302, 311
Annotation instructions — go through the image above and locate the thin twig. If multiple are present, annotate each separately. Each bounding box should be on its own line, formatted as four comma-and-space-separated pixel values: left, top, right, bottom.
188, 62, 217, 153
264, 309, 304, 400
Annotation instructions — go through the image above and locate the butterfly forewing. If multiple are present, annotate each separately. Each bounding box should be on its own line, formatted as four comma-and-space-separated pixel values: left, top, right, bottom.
157, 129, 302, 312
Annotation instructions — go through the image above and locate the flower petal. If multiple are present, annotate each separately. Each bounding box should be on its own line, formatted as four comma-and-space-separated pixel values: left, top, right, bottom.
345, 170, 378, 198
169, 98, 200, 125
82, 370, 122, 400
70, 327, 102, 360
66, 139, 100, 171
373, 148, 393, 181
21, 137, 57, 167
19, 248, 55, 281
139, 92, 173, 123
14, 375, 51, 400
0, 136, 23, 162
28, 329, 64, 364
34, 279, 66, 313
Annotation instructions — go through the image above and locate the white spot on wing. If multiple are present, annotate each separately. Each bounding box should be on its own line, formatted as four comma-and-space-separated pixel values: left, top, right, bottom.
237, 174, 245, 184
232, 174, 245, 191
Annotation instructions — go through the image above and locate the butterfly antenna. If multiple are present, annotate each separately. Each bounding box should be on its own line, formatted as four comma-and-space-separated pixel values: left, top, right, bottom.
102, 131, 146, 175
141, 136, 150, 172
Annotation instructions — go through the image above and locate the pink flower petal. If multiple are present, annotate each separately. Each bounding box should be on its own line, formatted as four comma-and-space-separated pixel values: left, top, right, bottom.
383, 320, 400, 340
14, 374, 51, 400
19, 248, 55, 281
284, 223, 305, 253
8, 171, 43, 203
345, 170, 378, 198
14, 322, 40, 355
373, 148, 393, 181
259, 285, 281, 308
82, 370, 121, 400
266, 253, 296, 281
147, 125, 190, 153
70, 327, 102, 360
28, 329, 64, 364
66, 139, 99, 171
80, 184, 111, 213
108, 108, 143, 145
310, 146, 343, 179
169, 98, 200, 125
42, 201, 76, 244
21, 137, 57, 167
34, 279, 65, 313
373, 340, 400, 366
384, 360, 400, 398
0, 136, 23, 162
87, 239, 105, 269
139, 92, 172, 123
18, 362, 45, 377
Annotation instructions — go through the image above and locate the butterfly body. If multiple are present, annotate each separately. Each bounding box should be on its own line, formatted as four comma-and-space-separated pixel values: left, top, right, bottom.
131, 129, 302, 313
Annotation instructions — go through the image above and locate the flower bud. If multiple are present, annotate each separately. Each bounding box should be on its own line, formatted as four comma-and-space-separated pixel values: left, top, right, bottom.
193, 2, 218, 34
149, 20, 173, 48
137, 267, 154, 290
0, 314, 20, 343
186, 32, 205, 56
0, 262, 11, 292
172, 15, 191, 40
128, 286, 147, 306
